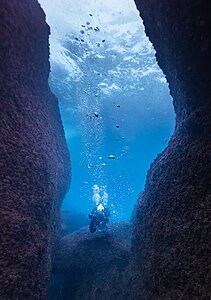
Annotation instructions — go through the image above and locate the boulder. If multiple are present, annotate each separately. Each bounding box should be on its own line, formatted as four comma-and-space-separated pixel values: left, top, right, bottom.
50, 222, 132, 300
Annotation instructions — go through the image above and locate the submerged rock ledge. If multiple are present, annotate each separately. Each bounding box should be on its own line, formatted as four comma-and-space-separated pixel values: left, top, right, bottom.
50, 222, 132, 300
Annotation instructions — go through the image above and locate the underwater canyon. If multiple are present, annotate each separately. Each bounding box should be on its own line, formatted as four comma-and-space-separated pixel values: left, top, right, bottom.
0, 0, 210, 299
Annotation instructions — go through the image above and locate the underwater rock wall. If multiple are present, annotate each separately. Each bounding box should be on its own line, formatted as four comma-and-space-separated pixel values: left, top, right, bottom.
0, 1, 70, 299
131, 1, 211, 299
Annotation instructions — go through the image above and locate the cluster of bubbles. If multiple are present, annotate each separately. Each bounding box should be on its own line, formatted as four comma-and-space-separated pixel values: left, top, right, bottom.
92, 184, 108, 206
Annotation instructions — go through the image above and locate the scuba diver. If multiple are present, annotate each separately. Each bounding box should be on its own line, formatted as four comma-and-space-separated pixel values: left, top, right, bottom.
89, 203, 110, 233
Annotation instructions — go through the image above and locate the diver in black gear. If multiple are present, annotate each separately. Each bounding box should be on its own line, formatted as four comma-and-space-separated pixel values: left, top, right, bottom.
89, 203, 110, 233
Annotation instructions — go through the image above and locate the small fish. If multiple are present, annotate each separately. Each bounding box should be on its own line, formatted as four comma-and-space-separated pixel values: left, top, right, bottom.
116, 125, 120, 128
80, 30, 85, 34
94, 112, 99, 117
86, 21, 90, 25
89, 13, 93, 16
117, 105, 120, 108
101, 163, 106, 167
102, 39, 105, 42
94, 27, 100, 32
108, 155, 115, 159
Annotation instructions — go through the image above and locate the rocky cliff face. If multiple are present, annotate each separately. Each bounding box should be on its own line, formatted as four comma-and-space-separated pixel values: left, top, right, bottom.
130, 1, 211, 299
0, 1, 70, 299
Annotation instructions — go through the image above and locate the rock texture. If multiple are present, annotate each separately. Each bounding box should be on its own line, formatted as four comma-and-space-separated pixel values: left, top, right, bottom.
50, 222, 132, 300
130, 1, 211, 299
0, 1, 70, 299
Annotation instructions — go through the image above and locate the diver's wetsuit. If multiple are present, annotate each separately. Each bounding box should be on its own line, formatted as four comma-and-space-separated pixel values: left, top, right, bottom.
89, 206, 110, 233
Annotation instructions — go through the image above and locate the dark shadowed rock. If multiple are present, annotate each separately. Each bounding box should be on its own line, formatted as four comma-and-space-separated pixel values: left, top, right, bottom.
0, 1, 70, 299
61, 210, 90, 236
129, 1, 211, 299
50, 222, 132, 300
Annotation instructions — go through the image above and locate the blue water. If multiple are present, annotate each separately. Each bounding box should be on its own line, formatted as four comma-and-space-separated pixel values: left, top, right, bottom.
39, 0, 175, 220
